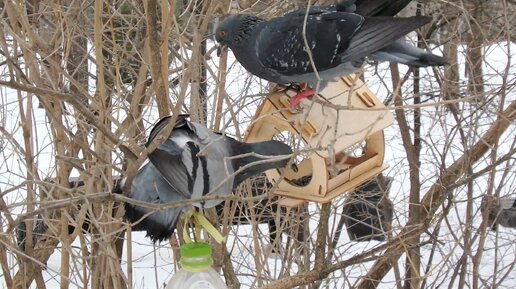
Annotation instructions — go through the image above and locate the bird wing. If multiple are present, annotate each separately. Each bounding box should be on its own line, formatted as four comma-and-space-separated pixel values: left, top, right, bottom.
336, 16, 431, 64
189, 123, 236, 205
256, 12, 430, 76
146, 115, 203, 199
256, 12, 364, 76
125, 161, 185, 242
148, 117, 236, 207
284, 1, 356, 17
149, 136, 203, 199
286, 0, 411, 17
354, 0, 412, 17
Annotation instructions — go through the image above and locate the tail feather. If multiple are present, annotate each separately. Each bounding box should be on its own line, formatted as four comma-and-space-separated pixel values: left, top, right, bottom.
342, 16, 431, 64
373, 40, 446, 67
124, 203, 182, 242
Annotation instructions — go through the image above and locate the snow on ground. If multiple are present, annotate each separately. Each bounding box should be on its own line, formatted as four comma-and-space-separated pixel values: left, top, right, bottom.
0, 42, 514, 288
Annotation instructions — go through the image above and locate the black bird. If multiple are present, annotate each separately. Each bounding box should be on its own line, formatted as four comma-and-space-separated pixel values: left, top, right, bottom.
124, 115, 293, 242
481, 196, 516, 231
283, 0, 412, 18
215, 0, 445, 107
342, 176, 393, 241
352, 0, 413, 17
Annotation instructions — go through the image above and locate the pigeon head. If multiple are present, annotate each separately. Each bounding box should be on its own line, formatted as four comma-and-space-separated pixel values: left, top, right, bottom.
215, 14, 263, 49
215, 15, 243, 47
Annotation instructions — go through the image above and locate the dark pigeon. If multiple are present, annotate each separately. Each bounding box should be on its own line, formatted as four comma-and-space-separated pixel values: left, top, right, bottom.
481, 196, 516, 231
285, 0, 445, 67
215, 0, 445, 107
343, 0, 446, 67
283, 0, 412, 18
342, 176, 393, 241
124, 115, 293, 242
353, 0, 413, 17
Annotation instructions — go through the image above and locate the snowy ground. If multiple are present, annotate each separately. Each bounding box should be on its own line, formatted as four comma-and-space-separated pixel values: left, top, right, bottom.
0, 41, 514, 288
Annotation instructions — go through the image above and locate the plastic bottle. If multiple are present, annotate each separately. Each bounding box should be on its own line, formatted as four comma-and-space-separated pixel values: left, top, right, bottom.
166, 242, 228, 289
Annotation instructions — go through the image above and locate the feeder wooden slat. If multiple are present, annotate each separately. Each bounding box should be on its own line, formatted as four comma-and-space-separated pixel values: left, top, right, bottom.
245, 76, 394, 206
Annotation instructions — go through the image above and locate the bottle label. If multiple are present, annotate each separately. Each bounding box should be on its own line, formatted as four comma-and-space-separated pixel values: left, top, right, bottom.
189, 280, 216, 289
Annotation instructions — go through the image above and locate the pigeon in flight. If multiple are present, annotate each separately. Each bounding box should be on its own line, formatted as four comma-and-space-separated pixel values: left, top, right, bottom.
215, 0, 445, 107
124, 115, 293, 241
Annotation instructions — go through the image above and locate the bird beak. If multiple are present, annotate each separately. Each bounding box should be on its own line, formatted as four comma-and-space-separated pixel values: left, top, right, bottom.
216, 44, 227, 57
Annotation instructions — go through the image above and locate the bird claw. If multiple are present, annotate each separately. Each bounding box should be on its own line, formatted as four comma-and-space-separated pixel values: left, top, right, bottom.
289, 88, 315, 109
287, 83, 307, 92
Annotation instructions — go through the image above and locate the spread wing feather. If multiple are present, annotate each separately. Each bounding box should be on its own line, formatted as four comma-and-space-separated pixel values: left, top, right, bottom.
125, 162, 185, 242
146, 116, 236, 205
146, 115, 200, 198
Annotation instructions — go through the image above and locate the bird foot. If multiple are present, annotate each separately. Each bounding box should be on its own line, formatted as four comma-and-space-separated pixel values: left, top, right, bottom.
289, 88, 315, 108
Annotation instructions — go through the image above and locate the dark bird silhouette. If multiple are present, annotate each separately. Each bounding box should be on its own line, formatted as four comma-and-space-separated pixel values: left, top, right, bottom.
353, 0, 413, 17
342, 176, 393, 241
481, 196, 516, 231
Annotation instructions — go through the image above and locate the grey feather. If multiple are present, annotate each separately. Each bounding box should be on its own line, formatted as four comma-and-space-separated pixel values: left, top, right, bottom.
124, 161, 185, 242
124, 115, 293, 242
148, 117, 236, 208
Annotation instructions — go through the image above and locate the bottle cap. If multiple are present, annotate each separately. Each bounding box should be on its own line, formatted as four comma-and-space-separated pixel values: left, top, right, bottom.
180, 242, 212, 259
179, 242, 213, 271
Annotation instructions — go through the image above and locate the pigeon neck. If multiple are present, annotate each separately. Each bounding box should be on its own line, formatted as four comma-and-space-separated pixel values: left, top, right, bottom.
233, 15, 264, 47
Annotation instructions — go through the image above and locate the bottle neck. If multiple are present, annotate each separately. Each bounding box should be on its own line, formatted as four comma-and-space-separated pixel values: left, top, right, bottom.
180, 256, 213, 273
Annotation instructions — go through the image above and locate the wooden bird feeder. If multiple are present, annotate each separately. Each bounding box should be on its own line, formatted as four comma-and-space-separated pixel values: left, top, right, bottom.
245, 75, 394, 207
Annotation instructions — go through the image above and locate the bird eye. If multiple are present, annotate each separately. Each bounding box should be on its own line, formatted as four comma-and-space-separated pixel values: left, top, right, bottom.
218, 30, 226, 38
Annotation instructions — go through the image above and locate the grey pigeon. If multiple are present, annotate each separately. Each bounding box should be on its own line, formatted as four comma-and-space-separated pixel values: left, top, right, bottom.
124, 115, 292, 242
215, 1, 445, 106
